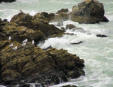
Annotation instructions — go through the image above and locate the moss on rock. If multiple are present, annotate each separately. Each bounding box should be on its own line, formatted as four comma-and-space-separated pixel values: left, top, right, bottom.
0, 41, 85, 85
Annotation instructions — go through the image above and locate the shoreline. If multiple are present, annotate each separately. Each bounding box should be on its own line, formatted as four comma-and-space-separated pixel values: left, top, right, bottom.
0, 0, 110, 87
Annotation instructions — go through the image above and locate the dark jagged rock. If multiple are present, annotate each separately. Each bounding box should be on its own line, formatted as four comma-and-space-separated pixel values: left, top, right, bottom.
0, 0, 16, 3
0, 41, 85, 86
96, 34, 108, 37
71, 41, 83, 45
71, 0, 109, 24
62, 85, 77, 87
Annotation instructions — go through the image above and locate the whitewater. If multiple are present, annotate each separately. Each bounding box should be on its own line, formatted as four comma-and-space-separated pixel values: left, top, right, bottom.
0, 0, 113, 87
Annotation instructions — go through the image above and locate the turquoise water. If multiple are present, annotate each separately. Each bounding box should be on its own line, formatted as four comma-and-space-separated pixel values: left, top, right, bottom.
0, 0, 113, 87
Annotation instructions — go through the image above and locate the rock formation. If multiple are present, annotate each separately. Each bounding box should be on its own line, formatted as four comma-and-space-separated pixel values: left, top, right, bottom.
71, 0, 109, 23
0, 11, 85, 87
0, 41, 85, 86
10, 12, 64, 38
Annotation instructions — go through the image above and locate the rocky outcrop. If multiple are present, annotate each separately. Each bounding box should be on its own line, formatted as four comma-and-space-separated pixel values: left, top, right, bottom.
0, 8, 85, 87
0, 0, 16, 3
0, 41, 85, 86
2, 23, 45, 43
71, 0, 109, 24
10, 12, 64, 38
0, 12, 64, 44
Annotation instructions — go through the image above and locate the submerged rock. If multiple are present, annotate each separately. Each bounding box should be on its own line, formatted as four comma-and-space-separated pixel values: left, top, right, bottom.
71, 0, 109, 24
0, 0, 16, 3
62, 85, 77, 87
0, 41, 85, 86
96, 34, 108, 37
71, 41, 83, 45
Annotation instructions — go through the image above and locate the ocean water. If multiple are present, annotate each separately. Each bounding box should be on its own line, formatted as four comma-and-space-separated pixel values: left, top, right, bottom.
0, 0, 113, 87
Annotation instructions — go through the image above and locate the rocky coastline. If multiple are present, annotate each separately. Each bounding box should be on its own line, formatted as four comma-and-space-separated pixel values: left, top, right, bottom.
0, 0, 109, 87
0, 11, 84, 87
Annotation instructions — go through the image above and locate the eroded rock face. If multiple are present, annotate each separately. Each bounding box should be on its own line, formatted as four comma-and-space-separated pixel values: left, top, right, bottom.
0, 41, 85, 86
71, 0, 109, 24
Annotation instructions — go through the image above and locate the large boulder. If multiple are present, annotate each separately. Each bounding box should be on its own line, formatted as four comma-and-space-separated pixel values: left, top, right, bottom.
0, 41, 85, 86
71, 0, 109, 24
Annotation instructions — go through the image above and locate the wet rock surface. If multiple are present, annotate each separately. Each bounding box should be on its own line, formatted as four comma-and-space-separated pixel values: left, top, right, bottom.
0, 12, 64, 44
0, 41, 85, 86
10, 12, 64, 38
0, 11, 85, 86
2, 0, 109, 85
71, 0, 109, 24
